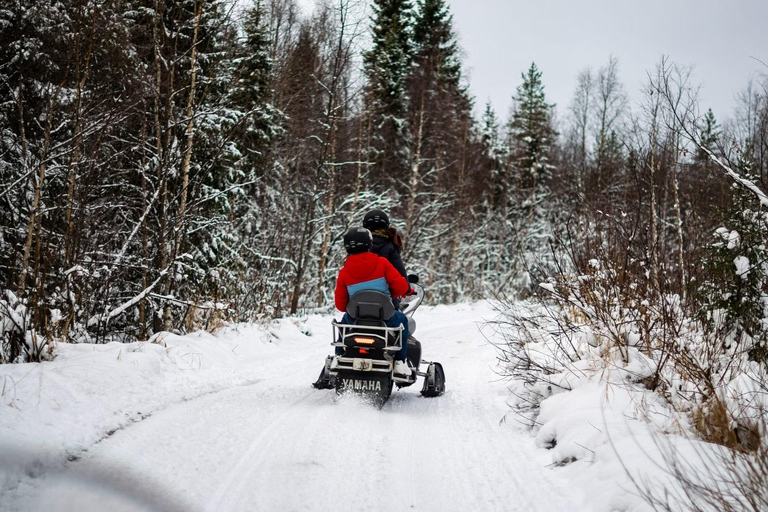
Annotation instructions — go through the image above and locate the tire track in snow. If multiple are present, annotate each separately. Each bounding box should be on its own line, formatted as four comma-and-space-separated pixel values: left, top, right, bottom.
204, 390, 328, 512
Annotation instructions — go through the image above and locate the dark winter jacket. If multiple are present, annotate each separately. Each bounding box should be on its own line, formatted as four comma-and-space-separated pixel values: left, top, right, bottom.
371, 228, 407, 279
334, 252, 410, 312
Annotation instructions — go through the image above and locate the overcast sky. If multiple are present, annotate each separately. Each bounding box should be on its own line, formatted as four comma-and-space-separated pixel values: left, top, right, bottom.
446, 0, 768, 122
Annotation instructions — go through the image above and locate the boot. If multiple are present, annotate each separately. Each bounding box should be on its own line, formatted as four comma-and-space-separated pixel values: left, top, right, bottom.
394, 359, 411, 377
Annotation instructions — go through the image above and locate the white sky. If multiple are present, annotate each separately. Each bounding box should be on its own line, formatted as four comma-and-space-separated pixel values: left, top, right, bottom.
447, 0, 768, 123
293, 0, 766, 123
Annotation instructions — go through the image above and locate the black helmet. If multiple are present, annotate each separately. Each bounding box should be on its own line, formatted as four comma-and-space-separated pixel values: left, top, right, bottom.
363, 209, 389, 231
343, 227, 372, 254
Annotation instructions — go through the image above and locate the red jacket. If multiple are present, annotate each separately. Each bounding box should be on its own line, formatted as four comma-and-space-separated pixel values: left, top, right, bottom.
334, 252, 410, 312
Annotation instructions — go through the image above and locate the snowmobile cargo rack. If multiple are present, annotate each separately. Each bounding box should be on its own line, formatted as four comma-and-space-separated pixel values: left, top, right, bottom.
331, 321, 404, 352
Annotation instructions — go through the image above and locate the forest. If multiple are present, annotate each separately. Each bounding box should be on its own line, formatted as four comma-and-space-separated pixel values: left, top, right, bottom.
1, 0, 767, 371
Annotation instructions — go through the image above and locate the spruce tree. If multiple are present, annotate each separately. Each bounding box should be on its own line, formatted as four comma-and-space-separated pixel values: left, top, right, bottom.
697, 108, 721, 163
481, 102, 503, 162
508, 63, 556, 196
698, 158, 768, 365
406, 0, 475, 301
505, 63, 557, 278
412, 0, 460, 89
225, 0, 281, 177
404, 0, 467, 216
480, 102, 506, 207
363, 0, 413, 184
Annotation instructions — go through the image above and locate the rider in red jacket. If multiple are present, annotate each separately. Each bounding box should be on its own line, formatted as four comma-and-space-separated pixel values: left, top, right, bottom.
335, 227, 412, 376
334, 251, 409, 312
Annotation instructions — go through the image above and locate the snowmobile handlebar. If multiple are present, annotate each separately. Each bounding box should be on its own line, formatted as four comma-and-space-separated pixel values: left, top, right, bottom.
400, 283, 424, 318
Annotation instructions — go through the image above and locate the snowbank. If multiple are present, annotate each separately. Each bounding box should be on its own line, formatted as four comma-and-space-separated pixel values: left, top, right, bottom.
493, 297, 767, 512
0, 318, 318, 502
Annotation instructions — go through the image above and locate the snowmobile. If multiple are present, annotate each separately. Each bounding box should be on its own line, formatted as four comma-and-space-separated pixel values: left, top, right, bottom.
312, 277, 445, 407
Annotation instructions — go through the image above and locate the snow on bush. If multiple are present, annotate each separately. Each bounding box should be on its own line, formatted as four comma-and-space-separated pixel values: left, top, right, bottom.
491, 249, 768, 511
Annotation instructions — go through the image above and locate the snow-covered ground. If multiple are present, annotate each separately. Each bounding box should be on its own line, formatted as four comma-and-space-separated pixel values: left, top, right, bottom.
1, 300, 690, 511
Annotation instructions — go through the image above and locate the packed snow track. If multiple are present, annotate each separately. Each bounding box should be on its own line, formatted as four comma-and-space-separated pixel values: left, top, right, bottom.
1, 302, 577, 511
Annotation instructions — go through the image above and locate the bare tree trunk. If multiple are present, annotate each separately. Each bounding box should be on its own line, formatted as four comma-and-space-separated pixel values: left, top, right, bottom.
672, 134, 686, 301
448, 116, 469, 302
315, 0, 359, 306
65, 5, 96, 269
153, 0, 167, 273
580, 118, 589, 194
152, 0, 180, 331
160, 2, 179, 289
648, 114, 660, 294
139, 118, 150, 340
571, 68, 592, 196
595, 57, 626, 192
290, 203, 314, 315
17, 79, 67, 296
659, 62, 692, 302
174, 0, 204, 258
404, 90, 426, 245
660, 151, 669, 261
316, 117, 338, 307
350, 108, 370, 217
152, 0, 168, 334
14, 79, 28, 299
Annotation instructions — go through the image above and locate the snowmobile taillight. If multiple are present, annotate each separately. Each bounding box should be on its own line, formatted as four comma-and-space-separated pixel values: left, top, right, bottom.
359, 348, 369, 354
354, 337, 375, 345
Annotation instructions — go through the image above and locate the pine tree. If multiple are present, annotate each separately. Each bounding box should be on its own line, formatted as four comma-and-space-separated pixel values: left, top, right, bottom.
480, 102, 503, 161
363, 0, 413, 184
697, 108, 721, 163
480, 102, 506, 207
508, 63, 557, 197
226, 0, 280, 173
406, 0, 475, 301
402, 0, 466, 232
412, 0, 460, 89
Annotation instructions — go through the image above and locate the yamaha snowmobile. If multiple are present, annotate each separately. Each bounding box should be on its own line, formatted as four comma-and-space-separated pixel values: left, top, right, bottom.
313, 277, 445, 407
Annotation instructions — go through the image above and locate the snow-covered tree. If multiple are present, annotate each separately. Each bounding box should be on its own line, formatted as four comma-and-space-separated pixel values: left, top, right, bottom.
412, 0, 460, 89
508, 63, 557, 200
480, 102, 507, 204
696, 108, 722, 163
226, 1, 281, 173
699, 168, 768, 365
363, 0, 413, 184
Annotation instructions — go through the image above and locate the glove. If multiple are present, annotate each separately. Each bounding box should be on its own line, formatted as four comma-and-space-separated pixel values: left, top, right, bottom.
406, 288, 416, 296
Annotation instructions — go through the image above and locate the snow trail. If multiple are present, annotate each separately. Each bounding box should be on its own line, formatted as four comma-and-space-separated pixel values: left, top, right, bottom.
3, 302, 579, 511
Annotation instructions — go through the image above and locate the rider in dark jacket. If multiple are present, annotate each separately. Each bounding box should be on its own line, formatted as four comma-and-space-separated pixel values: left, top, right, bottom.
363, 209, 408, 279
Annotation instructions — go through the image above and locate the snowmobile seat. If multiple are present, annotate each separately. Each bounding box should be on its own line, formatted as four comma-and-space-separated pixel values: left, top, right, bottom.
346, 290, 395, 326
343, 291, 401, 347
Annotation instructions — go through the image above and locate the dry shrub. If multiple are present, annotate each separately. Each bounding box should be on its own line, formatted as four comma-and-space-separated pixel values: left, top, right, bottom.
691, 397, 738, 448
494, 224, 768, 511
182, 302, 234, 334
